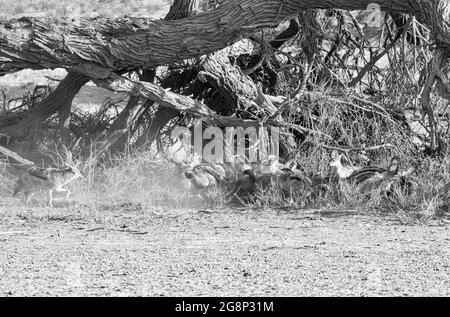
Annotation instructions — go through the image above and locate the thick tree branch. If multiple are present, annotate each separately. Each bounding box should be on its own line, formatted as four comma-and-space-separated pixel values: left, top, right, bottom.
94, 73, 331, 140
199, 49, 277, 116
421, 49, 446, 151
100, 0, 199, 153
1, 0, 449, 77
2, 71, 90, 137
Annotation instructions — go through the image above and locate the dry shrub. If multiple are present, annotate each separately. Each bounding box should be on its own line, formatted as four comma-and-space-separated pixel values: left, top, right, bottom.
70, 149, 194, 209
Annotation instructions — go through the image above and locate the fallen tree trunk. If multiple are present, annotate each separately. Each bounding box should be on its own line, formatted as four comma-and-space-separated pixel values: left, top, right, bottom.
1, 0, 449, 159
96, 74, 217, 117
94, 73, 331, 140
1, 0, 449, 77
199, 49, 277, 116
93, 0, 198, 154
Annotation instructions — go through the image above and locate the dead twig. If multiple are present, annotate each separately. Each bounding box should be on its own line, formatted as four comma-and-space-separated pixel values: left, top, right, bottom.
310, 142, 397, 153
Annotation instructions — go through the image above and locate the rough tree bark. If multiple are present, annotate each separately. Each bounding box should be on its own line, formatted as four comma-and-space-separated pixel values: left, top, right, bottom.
421, 49, 447, 152
93, 72, 332, 140
199, 49, 277, 116
138, 0, 201, 146
1, 0, 450, 155
270, 19, 300, 49
86, 0, 199, 154
165, 0, 199, 20
57, 73, 91, 145
1, 0, 450, 77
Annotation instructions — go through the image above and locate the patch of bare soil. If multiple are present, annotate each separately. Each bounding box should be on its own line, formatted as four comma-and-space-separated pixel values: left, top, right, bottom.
0, 199, 449, 296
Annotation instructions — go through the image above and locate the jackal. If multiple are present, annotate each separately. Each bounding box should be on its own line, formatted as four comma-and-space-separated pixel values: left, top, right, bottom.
329, 153, 361, 179
13, 165, 84, 207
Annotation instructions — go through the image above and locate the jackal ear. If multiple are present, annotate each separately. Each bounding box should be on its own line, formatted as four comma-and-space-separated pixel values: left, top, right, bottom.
340, 155, 349, 164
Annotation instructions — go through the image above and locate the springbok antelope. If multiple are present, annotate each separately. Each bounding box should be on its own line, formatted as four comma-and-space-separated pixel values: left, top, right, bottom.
13, 165, 84, 207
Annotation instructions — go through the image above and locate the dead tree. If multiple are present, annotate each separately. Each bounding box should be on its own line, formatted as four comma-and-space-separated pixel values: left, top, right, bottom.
1, 0, 450, 155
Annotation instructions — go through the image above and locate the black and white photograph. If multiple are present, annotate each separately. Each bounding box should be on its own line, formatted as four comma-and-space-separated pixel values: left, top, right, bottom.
0, 0, 449, 299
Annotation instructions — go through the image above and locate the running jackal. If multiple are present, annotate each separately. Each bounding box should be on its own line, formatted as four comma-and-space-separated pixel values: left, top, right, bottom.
13, 165, 84, 207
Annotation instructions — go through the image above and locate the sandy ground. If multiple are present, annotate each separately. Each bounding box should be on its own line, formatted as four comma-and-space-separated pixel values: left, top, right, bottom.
0, 198, 449, 297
